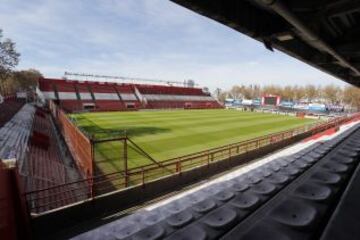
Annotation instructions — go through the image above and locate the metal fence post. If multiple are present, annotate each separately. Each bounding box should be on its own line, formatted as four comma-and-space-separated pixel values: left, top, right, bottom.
90, 137, 95, 199
207, 150, 210, 166
124, 133, 128, 188
141, 167, 145, 187
174, 161, 182, 174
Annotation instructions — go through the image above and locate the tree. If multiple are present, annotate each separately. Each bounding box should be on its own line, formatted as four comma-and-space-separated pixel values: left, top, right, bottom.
322, 84, 340, 104
304, 84, 318, 102
12, 69, 42, 90
282, 85, 294, 101
0, 29, 20, 94
343, 86, 360, 110
229, 85, 243, 99
262, 85, 282, 96
293, 85, 306, 101
213, 88, 225, 102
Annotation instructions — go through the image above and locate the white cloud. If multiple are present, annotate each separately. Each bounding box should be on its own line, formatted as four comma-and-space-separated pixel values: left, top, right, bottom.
0, 0, 346, 92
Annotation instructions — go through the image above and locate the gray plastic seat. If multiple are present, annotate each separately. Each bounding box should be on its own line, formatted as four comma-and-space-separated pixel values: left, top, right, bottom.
343, 145, 360, 152
143, 211, 165, 225
267, 173, 289, 184
244, 174, 262, 184
229, 192, 260, 210
311, 171, 342, 185
277, 160, 289, 167
293, 183, 332, 201
166, 210, 194, 228
251, 182, 277, 195
192, 199, 216, 214
205, 184, 223, 194
269, 163, 282, 172
214, 190, 235, 202
322, 162, 349, 174
203, 206, 237, 229
308, 151, 323, 159
126, 212, 148, 225
285, 156, 297, 163
293, 160, 310, 169
282, 166, 301, 176
184, 193, 206, 205
301, 155, 317, 164
231, 182, 249, 192
331, 155, 356, 165
256, 168, 272, 177
336, 149, 358, 158
163, 201, 188, 215
271, 199, 317, 228
313, 148, 328, 155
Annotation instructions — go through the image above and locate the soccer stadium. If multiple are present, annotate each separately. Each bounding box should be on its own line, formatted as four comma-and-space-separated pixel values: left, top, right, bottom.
2, 1, 360, 240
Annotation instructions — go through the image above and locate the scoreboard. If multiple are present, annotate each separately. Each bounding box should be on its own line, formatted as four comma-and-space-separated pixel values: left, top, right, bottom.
261, 95, 281, 106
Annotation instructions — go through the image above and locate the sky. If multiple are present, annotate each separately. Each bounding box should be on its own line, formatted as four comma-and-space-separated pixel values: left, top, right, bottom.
0, 0, 348, 91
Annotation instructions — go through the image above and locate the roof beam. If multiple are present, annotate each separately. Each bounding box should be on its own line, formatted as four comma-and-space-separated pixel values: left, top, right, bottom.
261, 0, 360, 76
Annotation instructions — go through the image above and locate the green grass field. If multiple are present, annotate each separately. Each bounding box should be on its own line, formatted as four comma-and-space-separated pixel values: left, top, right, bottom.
71, 109, 316, 174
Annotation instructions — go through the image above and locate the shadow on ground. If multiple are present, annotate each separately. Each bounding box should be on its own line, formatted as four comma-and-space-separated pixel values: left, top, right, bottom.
75, 116, 170, 138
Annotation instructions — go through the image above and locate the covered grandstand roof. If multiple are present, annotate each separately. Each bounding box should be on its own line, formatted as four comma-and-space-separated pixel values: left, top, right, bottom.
171, 0, 360, 87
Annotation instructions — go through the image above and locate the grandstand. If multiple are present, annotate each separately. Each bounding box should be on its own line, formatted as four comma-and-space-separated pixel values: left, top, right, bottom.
0, 86, 358, 240
1, 80, 360, 239
38, 78, 222, 112
2, 1, 360, 239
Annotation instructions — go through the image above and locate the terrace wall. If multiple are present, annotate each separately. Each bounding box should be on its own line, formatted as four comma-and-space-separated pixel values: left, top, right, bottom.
49, 101, 93, 179
0, 162, 30, 240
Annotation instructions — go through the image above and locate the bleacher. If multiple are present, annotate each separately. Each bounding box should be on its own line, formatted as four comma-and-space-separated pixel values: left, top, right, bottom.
136, 84, 222, 109
21, 107, 87, 213
38, 78, 222, 112
73, 123, 360, 240
0, 104, 35, 162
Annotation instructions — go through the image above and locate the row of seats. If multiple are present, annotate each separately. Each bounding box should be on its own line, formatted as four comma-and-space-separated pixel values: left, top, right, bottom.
40, 78, 137, 94
146, 101, 222, 109
58, 99, 221, 112
72, 124, 360, 240
0, 104, 35, 162
58, 100, 140, 112
135, 84, 205, 96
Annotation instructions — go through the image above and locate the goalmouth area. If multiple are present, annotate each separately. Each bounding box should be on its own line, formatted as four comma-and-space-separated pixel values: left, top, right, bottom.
70, 109, 316, 175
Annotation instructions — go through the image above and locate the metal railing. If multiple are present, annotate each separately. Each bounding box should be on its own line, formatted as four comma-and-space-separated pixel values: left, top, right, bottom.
24, 113, 360, 214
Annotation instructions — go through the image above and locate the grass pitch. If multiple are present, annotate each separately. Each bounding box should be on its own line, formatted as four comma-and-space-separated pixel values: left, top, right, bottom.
71, 109, 315, 174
